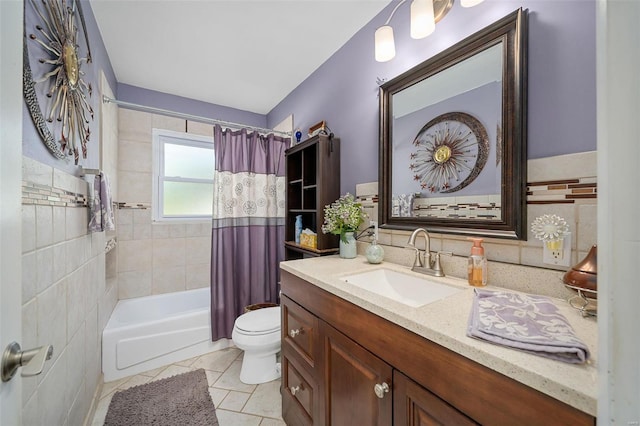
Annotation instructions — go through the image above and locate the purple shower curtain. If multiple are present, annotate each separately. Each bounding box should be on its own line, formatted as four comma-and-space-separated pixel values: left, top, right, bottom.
210, 125, 290, 340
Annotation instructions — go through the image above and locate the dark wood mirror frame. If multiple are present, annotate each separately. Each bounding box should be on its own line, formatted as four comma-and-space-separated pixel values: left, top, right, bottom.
379, 8, 528, 240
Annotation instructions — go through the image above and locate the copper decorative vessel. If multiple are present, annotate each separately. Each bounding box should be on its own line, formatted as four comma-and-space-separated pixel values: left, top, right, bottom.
562, 245, 597, 317
563, 245, 597, 298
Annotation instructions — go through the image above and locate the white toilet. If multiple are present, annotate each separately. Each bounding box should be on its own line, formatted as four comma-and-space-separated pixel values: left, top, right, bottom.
231, 306, 281, 384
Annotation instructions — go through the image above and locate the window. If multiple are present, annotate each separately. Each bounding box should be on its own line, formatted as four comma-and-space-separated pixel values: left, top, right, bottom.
152, 129, 214, 221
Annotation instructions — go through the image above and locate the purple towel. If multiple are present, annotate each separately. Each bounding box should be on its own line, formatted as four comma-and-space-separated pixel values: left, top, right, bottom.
467, 289, 590, 364
89, 173, 115, 232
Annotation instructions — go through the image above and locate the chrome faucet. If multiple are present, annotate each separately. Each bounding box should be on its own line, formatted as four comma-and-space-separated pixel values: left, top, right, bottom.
406, 228, 452, 277
407, 228, 431, 269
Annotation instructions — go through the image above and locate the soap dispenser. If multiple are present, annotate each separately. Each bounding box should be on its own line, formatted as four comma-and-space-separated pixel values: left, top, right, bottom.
467, 237, 487, 287
365, 221, 384, 264
365, 238, 385, 264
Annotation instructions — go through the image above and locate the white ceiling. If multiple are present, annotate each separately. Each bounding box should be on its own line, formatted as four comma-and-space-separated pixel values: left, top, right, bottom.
90, 0, 392, 115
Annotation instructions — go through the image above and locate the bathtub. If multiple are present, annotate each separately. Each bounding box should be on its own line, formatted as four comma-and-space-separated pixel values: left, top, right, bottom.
102, 287, 231, 382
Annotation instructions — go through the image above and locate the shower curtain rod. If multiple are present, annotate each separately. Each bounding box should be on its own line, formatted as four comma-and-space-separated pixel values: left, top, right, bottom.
101, 95, 292, 137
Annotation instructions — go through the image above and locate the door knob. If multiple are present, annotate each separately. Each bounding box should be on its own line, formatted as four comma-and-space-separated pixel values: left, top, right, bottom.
1, 342, 53, 382
374, 382, 390, 399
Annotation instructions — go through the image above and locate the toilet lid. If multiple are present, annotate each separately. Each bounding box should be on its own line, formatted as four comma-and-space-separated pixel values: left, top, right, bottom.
235, 307, 281, 335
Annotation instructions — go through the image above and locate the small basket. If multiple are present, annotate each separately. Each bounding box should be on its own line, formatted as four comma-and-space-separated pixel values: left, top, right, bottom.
244, 303, 278, 313
300, 233, 317, 249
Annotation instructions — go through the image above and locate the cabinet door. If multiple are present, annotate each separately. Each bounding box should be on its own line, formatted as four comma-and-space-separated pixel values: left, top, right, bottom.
394, 371, 478, 426
321, 321, 392, 426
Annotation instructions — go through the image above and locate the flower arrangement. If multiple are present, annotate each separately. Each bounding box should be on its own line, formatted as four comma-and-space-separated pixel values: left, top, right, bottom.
321, 193, 366, 243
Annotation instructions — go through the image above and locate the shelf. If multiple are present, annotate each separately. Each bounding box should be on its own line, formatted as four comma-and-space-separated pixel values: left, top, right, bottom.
285, 241, 338, 255
285, 135, 340, 259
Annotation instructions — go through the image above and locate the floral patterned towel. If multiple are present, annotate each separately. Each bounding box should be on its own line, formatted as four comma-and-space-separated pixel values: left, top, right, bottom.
88, 173, 115, 232
467, 289, 590, 364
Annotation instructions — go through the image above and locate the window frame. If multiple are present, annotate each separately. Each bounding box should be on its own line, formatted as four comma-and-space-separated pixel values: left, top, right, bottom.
152, 128, 215, 222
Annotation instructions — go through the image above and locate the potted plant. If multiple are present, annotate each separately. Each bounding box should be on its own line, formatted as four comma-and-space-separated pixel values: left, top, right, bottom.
321, 193, 366, 258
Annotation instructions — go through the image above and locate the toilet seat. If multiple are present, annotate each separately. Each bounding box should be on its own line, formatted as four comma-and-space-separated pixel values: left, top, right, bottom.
234, 307, 280, 336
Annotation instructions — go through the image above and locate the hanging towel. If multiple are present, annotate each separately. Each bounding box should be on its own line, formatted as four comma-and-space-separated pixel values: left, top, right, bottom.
467, 289, 590, 364
89, 173, 115, 232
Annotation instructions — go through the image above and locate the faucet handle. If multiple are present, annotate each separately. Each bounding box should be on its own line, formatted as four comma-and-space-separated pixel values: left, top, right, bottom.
405, 245, 424, 268
432, 251, 453, 276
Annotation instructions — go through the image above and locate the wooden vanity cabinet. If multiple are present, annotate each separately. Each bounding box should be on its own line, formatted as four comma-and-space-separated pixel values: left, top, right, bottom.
280, 270, 596, 426
322, 321, 392, 425
394, 371, 478, 426
282, 295, 322, 425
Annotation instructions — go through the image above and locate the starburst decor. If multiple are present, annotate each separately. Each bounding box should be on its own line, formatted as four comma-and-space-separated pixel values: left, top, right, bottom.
24, 0, 94, 164
409, 112, 489, 194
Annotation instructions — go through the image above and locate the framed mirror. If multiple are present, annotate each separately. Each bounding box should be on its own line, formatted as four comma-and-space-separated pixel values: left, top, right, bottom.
379, 8, 528, 239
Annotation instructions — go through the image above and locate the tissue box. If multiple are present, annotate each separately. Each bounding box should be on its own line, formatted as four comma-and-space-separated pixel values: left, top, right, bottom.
300, 233, 317, 249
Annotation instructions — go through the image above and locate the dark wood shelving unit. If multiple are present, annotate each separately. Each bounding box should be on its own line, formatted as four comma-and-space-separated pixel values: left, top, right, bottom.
284, 134, 340, 260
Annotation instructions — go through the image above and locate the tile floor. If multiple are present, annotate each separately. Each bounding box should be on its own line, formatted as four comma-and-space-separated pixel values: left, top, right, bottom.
91, 347, 285, 425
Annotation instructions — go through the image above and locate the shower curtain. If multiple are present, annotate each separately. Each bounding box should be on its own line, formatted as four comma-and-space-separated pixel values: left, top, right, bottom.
210, 124, 290, 340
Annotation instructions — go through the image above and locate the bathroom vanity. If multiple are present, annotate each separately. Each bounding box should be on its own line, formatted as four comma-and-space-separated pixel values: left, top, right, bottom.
279, 257, 597, 425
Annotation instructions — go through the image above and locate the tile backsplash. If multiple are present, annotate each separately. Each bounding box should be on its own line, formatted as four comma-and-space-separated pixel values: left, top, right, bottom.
357, 151, 597, 300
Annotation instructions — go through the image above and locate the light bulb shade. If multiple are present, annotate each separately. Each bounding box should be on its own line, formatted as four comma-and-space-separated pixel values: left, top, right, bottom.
375, 25, 396, 62
460, 0, 484, 7
410, 0, 435, 39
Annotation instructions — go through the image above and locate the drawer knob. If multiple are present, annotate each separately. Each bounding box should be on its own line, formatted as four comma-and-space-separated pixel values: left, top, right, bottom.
290, 385, 301, 395
374, 382, 390, 399
289, 328, 302, 338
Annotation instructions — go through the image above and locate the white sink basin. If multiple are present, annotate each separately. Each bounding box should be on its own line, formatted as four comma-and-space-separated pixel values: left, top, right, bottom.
340, 268, 463, 307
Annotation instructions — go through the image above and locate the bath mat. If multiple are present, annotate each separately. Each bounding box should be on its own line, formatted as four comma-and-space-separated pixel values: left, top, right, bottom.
104, 369, 219, 426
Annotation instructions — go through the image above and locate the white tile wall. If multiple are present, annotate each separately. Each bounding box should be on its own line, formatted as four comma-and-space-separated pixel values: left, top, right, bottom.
118, 109, 152, 142
118, 171, 152, 203
117, 109, 213, 299
119, 139, 152, 173
22, 157, 116, 425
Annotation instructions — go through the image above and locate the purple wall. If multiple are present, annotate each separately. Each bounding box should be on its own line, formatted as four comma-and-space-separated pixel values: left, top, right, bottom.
266, 0, 597, 194
22, 0, 117, 175
117, 84, 267, 129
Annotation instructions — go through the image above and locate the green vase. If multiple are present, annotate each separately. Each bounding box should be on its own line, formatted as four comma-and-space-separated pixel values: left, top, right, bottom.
339, 232, 357, 259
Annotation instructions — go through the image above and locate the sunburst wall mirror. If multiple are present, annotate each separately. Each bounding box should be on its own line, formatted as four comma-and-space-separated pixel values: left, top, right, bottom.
24, 0, 94, 164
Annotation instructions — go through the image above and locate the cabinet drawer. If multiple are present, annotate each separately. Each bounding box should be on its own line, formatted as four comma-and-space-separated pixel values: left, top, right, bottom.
282, 355, 315, 426
282, 295, 318, 368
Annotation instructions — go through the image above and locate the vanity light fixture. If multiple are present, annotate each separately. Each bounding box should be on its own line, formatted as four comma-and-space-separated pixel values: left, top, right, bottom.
374, 0, 484, 62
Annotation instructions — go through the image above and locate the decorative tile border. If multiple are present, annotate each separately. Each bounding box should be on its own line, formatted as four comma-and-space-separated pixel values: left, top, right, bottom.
412, 203, 501, 219
22, 181, 87, 207
117, 202, 151, 209
356, 196, 378, 204
527, 177, 597, 204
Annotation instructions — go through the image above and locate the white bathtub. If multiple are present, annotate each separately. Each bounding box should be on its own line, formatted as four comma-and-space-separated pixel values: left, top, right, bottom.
102, 287, 231, 382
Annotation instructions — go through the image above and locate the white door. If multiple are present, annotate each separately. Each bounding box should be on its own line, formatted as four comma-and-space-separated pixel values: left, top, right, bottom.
0, 0, 24, 424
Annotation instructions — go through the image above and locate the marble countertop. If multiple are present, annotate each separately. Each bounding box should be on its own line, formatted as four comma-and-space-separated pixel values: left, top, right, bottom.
280, 256, 598, 416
